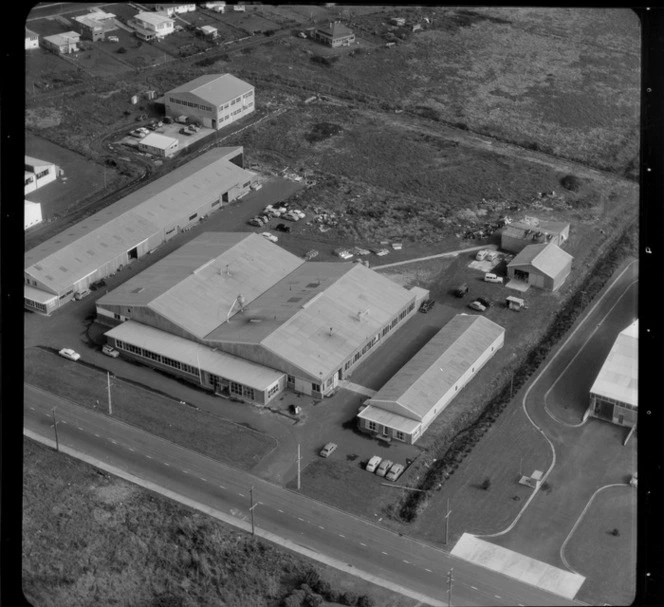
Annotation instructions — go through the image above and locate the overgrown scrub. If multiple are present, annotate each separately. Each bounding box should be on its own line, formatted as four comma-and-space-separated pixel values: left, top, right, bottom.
396, 220, 638, 522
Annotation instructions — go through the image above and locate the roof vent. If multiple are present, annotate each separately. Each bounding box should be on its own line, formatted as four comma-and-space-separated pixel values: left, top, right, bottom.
131, 287, 144, 294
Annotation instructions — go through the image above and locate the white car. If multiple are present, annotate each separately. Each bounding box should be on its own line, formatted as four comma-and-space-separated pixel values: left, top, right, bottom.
283, 211, 300, 221
475, 249, 489, 261
366, 455, 382, 473
102, 344, 120, 358
485, 251, 499, 262
334, 248, 353, 260
353, 247, 371, 256
391, 242, 403, 250
468, 300, 487, 312
292, 209, 306, 219
319, 442, 337, 458
59, 348, 81, 361
386, 463, 405, 482
484, 273, 504, 284
375, 459, 394, 477
373, 248, 389, 257
260, 232, 278, 243
107, 36, 120, 42
251, 183, 263, 191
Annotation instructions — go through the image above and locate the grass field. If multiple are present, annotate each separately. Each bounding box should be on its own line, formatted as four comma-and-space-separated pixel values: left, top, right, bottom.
25, 48, 87, 94
565, 487, 637, 605
24, 348, 276, 471
22, 439, 416, 607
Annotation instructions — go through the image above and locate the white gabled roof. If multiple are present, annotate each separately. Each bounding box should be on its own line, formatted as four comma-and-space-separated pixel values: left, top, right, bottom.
139, 132, 178, 150
508, 242, 573, 279
135, 11, 173, 26
590, 320, 638, 407
168, 74, 253, 107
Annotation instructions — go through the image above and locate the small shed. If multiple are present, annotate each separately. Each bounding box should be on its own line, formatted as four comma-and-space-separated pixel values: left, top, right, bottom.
506, 296, 526, 311
199, 25, 218, 38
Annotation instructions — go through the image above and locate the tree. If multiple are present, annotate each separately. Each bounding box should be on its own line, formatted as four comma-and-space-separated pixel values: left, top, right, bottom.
340, 591, 358, 606
481, 478, 491, 490
357, 596, 375, 607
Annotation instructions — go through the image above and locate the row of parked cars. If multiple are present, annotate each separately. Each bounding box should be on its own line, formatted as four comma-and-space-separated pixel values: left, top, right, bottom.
247, 203, 306, 228
319, 444, 405, 482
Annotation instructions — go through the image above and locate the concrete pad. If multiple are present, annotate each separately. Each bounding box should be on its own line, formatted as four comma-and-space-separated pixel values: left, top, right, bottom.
451, 533, 585, 600
506, 279, 530, 292
339, 380, 376, 398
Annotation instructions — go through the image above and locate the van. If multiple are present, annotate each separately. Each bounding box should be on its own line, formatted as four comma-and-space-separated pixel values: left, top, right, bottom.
475, 249, 488, 261
484, 273, 503, 284
74, 289, 91, 300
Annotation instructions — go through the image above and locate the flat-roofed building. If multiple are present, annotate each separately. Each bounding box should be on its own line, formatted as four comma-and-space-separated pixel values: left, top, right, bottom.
96, 232, 428, 403
25, 28, 39, 50
501, 217, 570, 254
25, 156, 58, 195
199, 25, 218, 38
138, 132, 179, 157
586, 320, 638, 428
41, 31, 80, 54
24, 147, 253, 315
72, 11, 118, 41
129, 11, 174, 40
507, 242, 573, 292
357, 314, 505, 444
155, 3, 196, 16
314, 21, 355, 47
25, 201, 43, 230
165, 74, 254, 130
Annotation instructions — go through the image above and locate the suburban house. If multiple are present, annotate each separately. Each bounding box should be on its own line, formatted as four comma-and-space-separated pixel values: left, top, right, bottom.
25, 156, 59, 195
203, 1, 225, 12
586, 319, 638, 429
501, 217, 570, 253
41, 31, 81, 54
138, 132, 179, 158
25, 28, 39, 50
129, 11, 174, 40
357, 315, 505, 444
25, 201, 43, 230
506, 242, 573, 292
96, 232, 428, 405
72, 11, 118, 41
314, 21, 355, 47
164, 74, 254, 130
155, 3, 196, 16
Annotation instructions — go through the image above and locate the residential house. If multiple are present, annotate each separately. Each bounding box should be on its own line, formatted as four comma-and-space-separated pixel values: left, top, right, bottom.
25, 28, 39, 50
25, 156, 59, 195
129, 11, 175, 40
314, 21, 355, 47
72, 11, 118, 41
41, 31, 81, 54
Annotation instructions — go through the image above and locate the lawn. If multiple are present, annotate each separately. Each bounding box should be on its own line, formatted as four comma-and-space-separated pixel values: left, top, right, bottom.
22, 439, 416, 607
25, 48, 87, 94
24, 348, 276, 471
564, 486, 637, 606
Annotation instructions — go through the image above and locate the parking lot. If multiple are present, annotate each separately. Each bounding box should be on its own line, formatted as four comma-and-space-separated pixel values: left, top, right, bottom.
115, 121, 216, 154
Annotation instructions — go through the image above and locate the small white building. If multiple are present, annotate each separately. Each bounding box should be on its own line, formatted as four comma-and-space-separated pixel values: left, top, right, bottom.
138, 132, 179, 158
155, 3, 196, 16
25, 156, 59, 195
25, 201, 43, 230
130, 11, 174, 40
25, 28, 39, 50
203, 1, 225, 12
199, 25, 218, 38
41, 31, 80, 54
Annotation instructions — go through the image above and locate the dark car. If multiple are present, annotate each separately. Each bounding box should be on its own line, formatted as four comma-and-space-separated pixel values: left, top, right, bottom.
419, 299, 435, 313
454, 284, 469, 298
275, 223, 292, 233
476, 296, 491, 308
163, 116, 173, 124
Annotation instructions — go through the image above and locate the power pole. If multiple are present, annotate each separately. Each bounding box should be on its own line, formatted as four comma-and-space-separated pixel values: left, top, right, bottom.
447, 568, 454, 607
249, 486, 256, 536
51, 407, 60, 452
510, 372, 514, 399
107, 372, 112, 415
297, 443, 302, 490
444, 498, 452, 545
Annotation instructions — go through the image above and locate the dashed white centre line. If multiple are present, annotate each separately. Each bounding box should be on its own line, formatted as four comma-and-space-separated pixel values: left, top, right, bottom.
182, 469, 190, 474
298, 517, 305, 522
218, 485, 225, 489
238, 493, 245, 498
199, 477, 207, 482
277, 509, 284, 513
360, 542, 367, 547
94, 434, 100, 438
425, 569, 433, 573
381, 551, 388, 556
495, 595, 501, 599
77, 427, 84, 431
29, 407, 35, 411
338, 534, 345, 538
471, 586, 478, 591
164, 462, 170, 467
128, 447, 135, 452
146, 455, 153, 459
318, 526, 325, 530
110, 439, 117, 444
402, 560, 409, 564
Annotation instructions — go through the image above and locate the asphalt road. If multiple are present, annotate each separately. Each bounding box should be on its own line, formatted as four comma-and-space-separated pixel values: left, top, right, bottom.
24, 383, 577, 607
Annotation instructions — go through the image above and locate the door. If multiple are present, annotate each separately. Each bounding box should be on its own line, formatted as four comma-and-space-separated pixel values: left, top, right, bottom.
337, 369, 342, 380
382, 426, 390, 436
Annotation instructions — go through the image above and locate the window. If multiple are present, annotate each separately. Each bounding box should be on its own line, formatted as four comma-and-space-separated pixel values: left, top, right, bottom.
242, 386, 255, 400
267, 384, 280, 398
188, 213, 197, 221
115, 340, 125, 350
287, 375, 295, 384
243, 181, 251, 188
24, 299, 47, 313
396, 431, 405, 441
390, 318, 398, 329
383, 326, 389, 337
211, 200, 220, 207
25, 177, 34, 186
230, 382, 242, 395
367, 421, 376, 432
114, 313, 121, 320
312, 383, 321, 393
36, 169, 50, 179
325, 377, 333, 388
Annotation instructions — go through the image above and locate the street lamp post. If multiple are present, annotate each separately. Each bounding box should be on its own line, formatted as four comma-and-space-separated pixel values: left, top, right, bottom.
51, 407, 59, 452
444, 498, 452, 545
447, 568, 454, 607
297, 443, 302, 490
249, 486, 256, 536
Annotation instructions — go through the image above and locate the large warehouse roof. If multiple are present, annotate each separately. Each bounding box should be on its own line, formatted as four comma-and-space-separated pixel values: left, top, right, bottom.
507, 242, 573, 279
105, 320, 284, 390
168, 74, 253, 106
98, 232, 304, 338
25, 147, 250, 294
590, 320, 638, 407
365, 314, 505, 421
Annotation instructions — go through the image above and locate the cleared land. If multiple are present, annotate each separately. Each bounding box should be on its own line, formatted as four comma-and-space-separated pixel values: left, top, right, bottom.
22, 439, 415, 607
24, 348, 276, 471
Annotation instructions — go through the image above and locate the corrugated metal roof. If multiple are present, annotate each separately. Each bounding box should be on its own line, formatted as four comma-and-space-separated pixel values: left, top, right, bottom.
25, 148, 249, 294
590, 320, 638, 407
105, 320, 284, 390
139, 132, 178, 149
24, 285, 58, 304
168, 74, 253, 106
43, 31, 80, 45
261, 264, 416, 380
357, 406, 421, 434
317, 22, 354, 37
135, 11, 173, 26
507, 242, 573, 279
366, 314, 505, 420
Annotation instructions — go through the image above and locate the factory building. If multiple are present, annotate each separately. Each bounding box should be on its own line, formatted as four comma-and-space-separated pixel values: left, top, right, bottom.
24, 147, 253, 315
506, 242, 573, 292
97, 232, 428, 404
357, 315, 505, 444
501, 217, 570, 254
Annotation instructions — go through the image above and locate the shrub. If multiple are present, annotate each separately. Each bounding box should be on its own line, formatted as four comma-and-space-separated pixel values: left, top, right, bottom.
357, 596, 375, 607
560, 174, 582, 192
610, 528, 620, 537
116, 47, 127, 54
340, 591, 358, 606
480, 478, 491, 490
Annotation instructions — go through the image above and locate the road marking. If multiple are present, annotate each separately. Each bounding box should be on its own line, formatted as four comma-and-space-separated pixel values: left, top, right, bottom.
495, 596, 501, 599
94, 434, 100, 438
219, 484, 225, 489
128, 447, 135, 452
381, 551, 388, 556
277, 509, 284, 513
425, 569, 433, 573
298, 517, 305, 522
146, 455, 153, 459
238, 493, 245, 498
77, 426, 84, 431
29, 407, 35, 411
109, 439, 117, 444
402, 560, 409, 564
164, 462, 170, 467
199, 477, 207, 482
318, 525, 325, 530
60, 420, 67, 424
338, 534, 345, 538
182, 469, 190, 474
360, 542, 367, 547
471, 586, 478, 591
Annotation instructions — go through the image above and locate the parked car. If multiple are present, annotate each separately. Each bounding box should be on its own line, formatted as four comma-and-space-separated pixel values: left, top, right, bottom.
334, 248, 353, 260
102, 344, 120, 358
283, 211, 300, 221
257, 214, 271, 223
319, 442, 337, 458
179, 128, 192, 135
250, 183, 263, 191
468, 300, 487, 312
275, 223, 292, 233
372, 248, 389, 256
353, 246, 371, 256
366, 455, 382, 473
74, 288, 91, 300
265, 207, 282, 218
163, 116, 173, 124
475, 249, 489, 261
386, 463, 405, 482
107, 35, 120, 42
375, 459, 394, 477
454, 283, 469, 297
419, 299, 435, 313
130, 130, 144, 138
391, 242, 403, 250
247, 218, 263, 227
59, 348, 81, 361
292, 209, 306, 219
260, 232, 278, 243
304, 249, 318, 260
484, 273, 503, 284
476, 296, 491, 308
485, 251, 500, 262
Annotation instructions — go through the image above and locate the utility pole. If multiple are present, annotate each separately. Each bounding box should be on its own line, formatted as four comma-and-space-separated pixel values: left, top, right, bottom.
249, 486, 256, 536
519, 456, 523, 477
447, 568, 454, 607
107, 372, 112, 415
297, 443, 302, 490
444, 498, 452, 545
51, 407, 60, 452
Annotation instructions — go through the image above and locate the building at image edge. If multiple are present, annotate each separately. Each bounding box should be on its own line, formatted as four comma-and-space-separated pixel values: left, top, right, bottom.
357, 314, 505, 444
97, 232, 429, 404
585, 319, 638, 428
24, 147, 252, 315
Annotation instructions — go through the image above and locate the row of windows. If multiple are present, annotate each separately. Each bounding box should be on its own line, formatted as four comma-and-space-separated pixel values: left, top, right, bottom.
267, 383, 280, 398
169, 97, 214, 112
114, 340, 199, 376
25, 299, 47, 312
25, 277, 38, 286
593, 395, 637, 411
36, 169, 50, 179
25, 177, 34, 186
365, 421, 406, 442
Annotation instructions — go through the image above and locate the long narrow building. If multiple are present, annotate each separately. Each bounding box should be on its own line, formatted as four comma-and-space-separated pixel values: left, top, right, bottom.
24, 147, 253, 315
